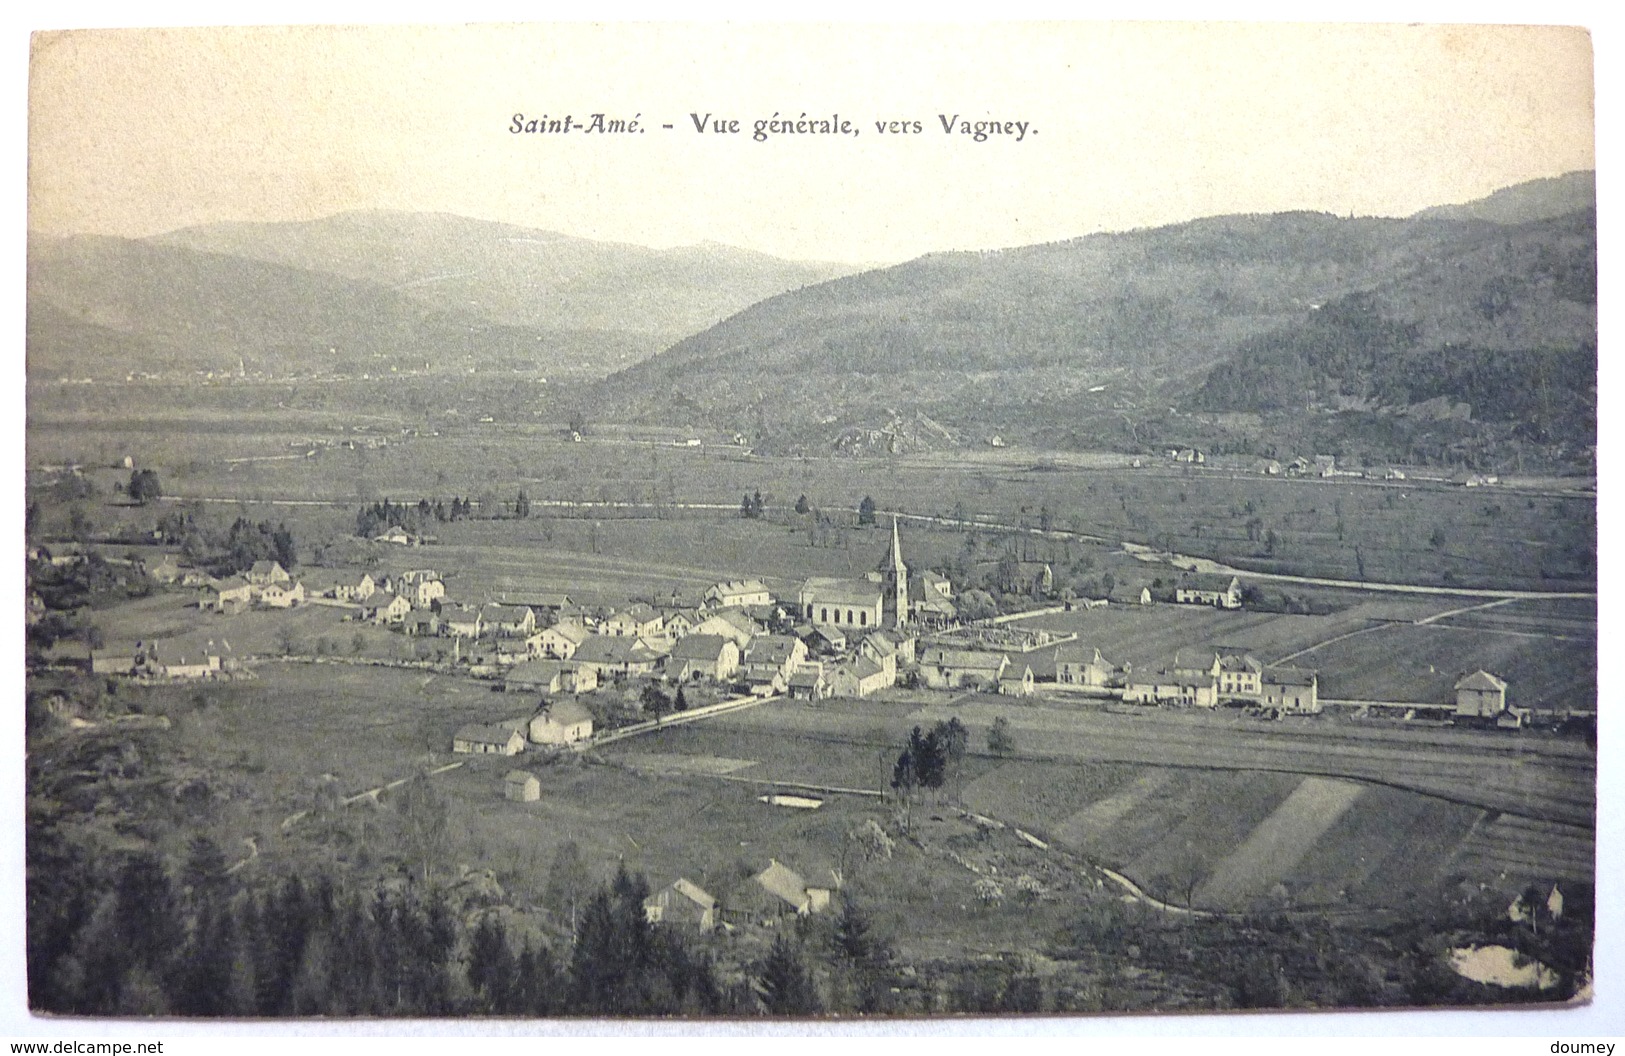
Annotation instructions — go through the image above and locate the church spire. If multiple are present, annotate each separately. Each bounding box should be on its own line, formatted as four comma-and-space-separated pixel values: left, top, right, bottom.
883, 515, 909, 628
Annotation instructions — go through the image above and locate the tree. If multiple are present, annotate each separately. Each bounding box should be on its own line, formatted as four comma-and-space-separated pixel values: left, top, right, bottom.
794, 495, 810, 515
128, 468, 162, 506
395, 777, 451, 884
987, 715, 1015, 756
351, 632, 367, 657
545, 841, 593, 928
641, 683, 671, 721
857, 495, 877, 526
514, 490, 531, 519
673, 686, 689, 712
757, 935, 821, 1015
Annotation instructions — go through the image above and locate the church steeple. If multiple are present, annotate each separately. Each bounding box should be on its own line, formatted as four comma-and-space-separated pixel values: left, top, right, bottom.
881, 516, 909, 628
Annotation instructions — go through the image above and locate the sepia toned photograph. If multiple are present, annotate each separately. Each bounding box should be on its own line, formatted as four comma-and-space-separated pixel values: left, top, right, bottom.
20, 19, 1599, 1023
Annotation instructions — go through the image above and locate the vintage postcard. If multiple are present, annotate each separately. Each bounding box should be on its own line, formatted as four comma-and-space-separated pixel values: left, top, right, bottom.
19, 19, 1600, 1027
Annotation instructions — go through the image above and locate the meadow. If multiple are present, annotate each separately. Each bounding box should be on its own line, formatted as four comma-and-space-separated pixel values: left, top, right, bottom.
28, 382, 1597, 595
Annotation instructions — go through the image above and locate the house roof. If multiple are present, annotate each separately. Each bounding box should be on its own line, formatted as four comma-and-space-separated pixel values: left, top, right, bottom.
249, 560, 285, 576
504, 770, 539, 786
214, 575, 252, 592
669, 634, 733, 662
536, 699, 594, 726
745, 635, 803, 663
698, 609, 763, 636
455, 722, 522, 746
858, 633, 896, 657
1456, 670, 1507, 692
1217, 653, 1264, 674
506, 659, 565, 686
923, 647, 1008, 673
528, 593, 573, 609
480, 603, 534, 623
1055, 644, 1113, 667
573, 635, 664, 664
708, 579, 770, 597
1263, 667, 1317, 687
649, 877, 717, 911
787, 667, 825, 688
799, 576, 884, 608
544, 621, 592, 644
1179, 572, 1240, 593
751, 860, 810, 910
620, 603, 659, 622
843, 656, 886, 681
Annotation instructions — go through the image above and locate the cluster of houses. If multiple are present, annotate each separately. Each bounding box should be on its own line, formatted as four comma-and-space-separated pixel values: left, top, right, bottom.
640, 859, 840, 932
453, 697, 597, 756
1049, 643, 1323, 714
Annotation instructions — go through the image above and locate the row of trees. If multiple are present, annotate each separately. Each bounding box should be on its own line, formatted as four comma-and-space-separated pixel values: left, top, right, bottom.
31, 835, 838, 1017
354, 498, 477, 539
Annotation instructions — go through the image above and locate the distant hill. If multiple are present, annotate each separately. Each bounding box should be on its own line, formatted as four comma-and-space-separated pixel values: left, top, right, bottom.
26, 233, 651, 380
597, 174, 1596, 470
150, 210, 859, 343
1414, 170, 1595, 226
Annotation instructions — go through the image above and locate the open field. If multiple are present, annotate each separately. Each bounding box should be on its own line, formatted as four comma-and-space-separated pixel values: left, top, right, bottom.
1309, 622, 1596, 710
603, 701, 1589, 913
28, 393, 1596, 592
69, 665, 1109, 963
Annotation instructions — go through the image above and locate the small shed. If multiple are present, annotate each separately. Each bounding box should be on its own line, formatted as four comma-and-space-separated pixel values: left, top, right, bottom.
504, 770, 540, 802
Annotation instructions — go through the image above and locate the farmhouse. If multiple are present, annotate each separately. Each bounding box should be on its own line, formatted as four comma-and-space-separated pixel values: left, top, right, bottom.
602, 604, 663, 638
827, 655, 892, 698
403, 610, 442, 637
361, 591, 412, 624
245, 560, 291, 586
438, 602, 482, 638
786, 664, 829, 701
643, 878, 718, 931
1054, 645, 1120, 688
798, 577, 885, 633
855, 633, 897, 680
1109, 584, 1153, 606
148, 556, 186, 584
1123, 666, 1219, 708
704, 579, 773, 609
742, 635, 808, 685
504, 770, 541, 802
724, 860, 832, 924
919, 646, 1009, 691
659, 608, 705, 641
690, 609, 764, 650
1213, 652, 1264, 698
1175, 573, 1242, 609
796, 624, 846, 656
528, 699, 595, 745
910, 570, 958, 625
1454, 670, 1509, 719
536, 619, 592, 658
206, 575, 256, 613
998, 662, 1035, 697
506, 659, 596, 694
480, 603, 536, 638
572, 635, 666, 678
665, 634, 740, 683
1261, 667, 1321, 713
257, 580, 306, 609
452, 721, 527, 755
394, 571, 444, 608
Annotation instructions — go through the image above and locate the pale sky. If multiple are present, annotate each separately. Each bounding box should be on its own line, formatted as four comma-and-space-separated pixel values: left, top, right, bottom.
25, 21, 1595, 262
